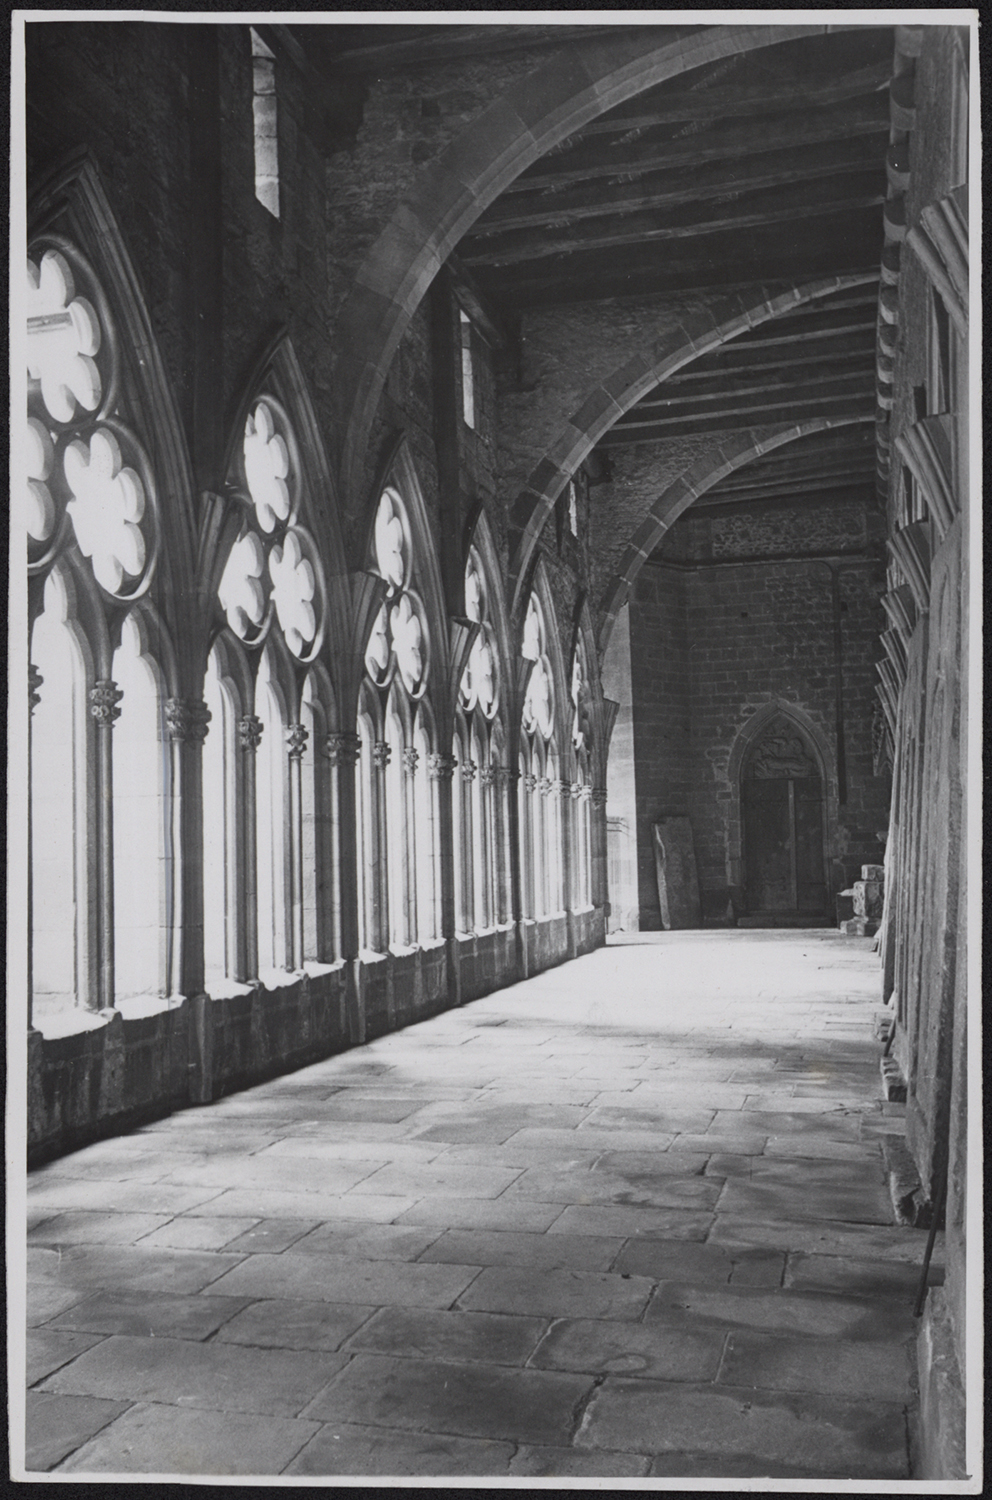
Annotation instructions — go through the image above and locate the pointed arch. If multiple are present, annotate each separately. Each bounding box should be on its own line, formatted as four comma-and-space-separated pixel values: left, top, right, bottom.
727, 699, 837, 910
508, 274, 878, 615
333, 24, 867, 503
29, 150, 196, 608
597, 415, 873, 658
364, 433, 449, 678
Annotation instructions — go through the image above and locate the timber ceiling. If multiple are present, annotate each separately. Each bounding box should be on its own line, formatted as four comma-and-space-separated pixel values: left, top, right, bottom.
299, 23, 893, 515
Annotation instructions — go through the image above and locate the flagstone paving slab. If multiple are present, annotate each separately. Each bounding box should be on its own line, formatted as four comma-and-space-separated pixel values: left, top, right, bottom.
216, 1218, 320, 1254
285, 1423, 515, 1476
716, 1176, 893, 1225
300, 1354, 593, 1446
646, 1281, 915, 1341
215, 1299, 376, 1352
290, 1221, 443, 1261
207, 1251, 481, 1308
457, 1265, 654, 1320
784, 1251, 931, 1298
718, 1330, 913, 1400
28, 1211, 173, 1246
57, 1403, 319, 1475
395, 1195, 566, 1232
26, 1392, 131, 1472
182, 1187, 416, 1222
576, 1379, 909, 1477
131, 1215, 261, 1251
48, 1291, 249, 1341
509, 1445, 651, 1477
348, 1306, 547, 1365
530, 1317, 725, 1381
39, 1333, 348, 1417
546, 1205, 713, 1239
418, 1228, 623, 1272
27, 1329, 105, 1387
27, 1244, 242, 1296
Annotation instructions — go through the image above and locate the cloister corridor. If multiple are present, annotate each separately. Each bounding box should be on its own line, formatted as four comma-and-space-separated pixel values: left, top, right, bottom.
25, 930, 932, 1481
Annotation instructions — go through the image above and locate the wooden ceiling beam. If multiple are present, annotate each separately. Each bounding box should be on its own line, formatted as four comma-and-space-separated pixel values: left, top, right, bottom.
647, 359, 877, 405
600, 393, 874, 441
573, 58, 892, 135
474, 223, 883, 306
505, 95, 889, 191
463, 183, 885, 268
668, 335, 877, 386
312, 22, 670, 72
703, 465, 877, 500
469, 135, 887, 237
615, 373, 875, 425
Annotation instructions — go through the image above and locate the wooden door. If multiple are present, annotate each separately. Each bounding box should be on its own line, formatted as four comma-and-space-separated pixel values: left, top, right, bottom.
742, 720, 827, 916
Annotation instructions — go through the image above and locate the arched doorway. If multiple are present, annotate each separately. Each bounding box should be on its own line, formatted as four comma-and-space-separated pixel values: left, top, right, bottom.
741, 717, 827, 919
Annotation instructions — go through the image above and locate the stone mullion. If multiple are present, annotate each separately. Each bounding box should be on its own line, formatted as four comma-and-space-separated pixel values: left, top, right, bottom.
286, 724, 309, 971
520, 772, 536, 920
493, 766, 513, 927
553, 778, 572, 917
326, 733, 360, 963
427, 753, 458, 1000
590, 787, 609, 911
403, 748, 419, 946
238, 715, 263, 980
460, 760, 477, 933
89, 680, 124, 1011
479, 765, 496, 930
372, 742, 391, 953
165, 697, 211, 1001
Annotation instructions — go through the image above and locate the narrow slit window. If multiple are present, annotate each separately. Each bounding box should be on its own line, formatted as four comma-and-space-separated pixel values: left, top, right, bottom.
567, 479, 578, 537
459, 309, 475, 429
251, 29, 279, 219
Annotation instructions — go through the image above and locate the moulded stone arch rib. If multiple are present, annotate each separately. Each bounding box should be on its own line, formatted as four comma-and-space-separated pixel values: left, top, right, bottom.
596, 414, 873, 659
507, 273, 879, 616
334, 23, 867, 504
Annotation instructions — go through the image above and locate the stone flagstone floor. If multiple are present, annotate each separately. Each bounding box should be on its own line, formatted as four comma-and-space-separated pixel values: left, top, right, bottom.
22, 930, 939, 1480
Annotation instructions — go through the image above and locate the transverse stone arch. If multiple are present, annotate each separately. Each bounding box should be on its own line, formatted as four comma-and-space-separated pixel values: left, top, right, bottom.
597, 415, 872, 659
333, 24, 867, 503
508, 274, 878, 615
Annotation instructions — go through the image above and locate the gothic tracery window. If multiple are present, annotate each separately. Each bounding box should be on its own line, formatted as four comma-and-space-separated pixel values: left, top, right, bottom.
209, 396, 328, 981
520, 592, 562, 918
27, 239, 163, 1021
361, 484, 435, 953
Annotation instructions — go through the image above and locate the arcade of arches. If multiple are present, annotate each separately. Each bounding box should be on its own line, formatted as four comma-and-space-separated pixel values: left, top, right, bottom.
18, 20, 974, 1481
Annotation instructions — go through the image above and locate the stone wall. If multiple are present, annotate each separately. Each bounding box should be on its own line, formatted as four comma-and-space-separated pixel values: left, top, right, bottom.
628, 497, 891, 926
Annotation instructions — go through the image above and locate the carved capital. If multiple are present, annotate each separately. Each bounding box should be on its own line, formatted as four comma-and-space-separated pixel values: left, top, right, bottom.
493, 764, 517, 788
460, 758, 477, 785
427, 752, 457, 782
480, 765, 497, 789
550, 778, 569, 799
165, 698, 211, 743
238, 714, 264, 752
537, 776, 552, 797
372, 740, 391, 770
29, 664, 43, 713
89, 679, 123, 727
286, 722, 309, 760
402, 746, 419, 777
523, 773, 538, 794
324, 731, 360, 767
590, 786, 608, 808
